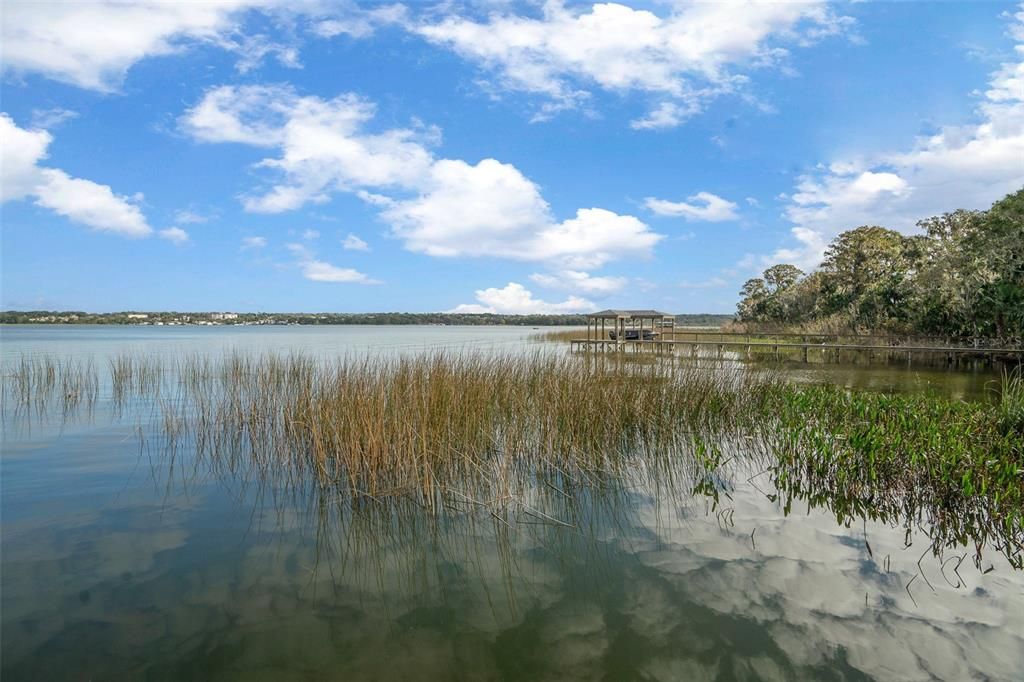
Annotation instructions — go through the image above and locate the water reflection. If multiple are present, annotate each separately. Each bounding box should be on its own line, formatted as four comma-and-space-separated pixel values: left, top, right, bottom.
4, 426, 1022, 680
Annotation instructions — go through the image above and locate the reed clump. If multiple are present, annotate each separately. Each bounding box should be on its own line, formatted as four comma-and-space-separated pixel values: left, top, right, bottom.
530, 328, 588, 343
166, 352, 767, 506
3, 355, 99, 415
995, 367, 1024, 436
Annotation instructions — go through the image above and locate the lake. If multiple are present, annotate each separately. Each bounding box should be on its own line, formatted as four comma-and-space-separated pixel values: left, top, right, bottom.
2, 325, 1021, 680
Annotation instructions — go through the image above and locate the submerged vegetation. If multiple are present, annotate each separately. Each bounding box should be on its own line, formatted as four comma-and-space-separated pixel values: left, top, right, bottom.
4, 351, 1023, 569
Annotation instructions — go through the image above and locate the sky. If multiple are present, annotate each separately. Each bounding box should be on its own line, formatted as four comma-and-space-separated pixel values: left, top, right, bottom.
1, 1, 1022, 315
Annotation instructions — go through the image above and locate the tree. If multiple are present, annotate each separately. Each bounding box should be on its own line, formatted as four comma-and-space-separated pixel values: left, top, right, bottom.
736, 278, 769, 321
733, 187, 1023, 337
818, 226, 916, 329
763, 264, 804, 293
970, 189, 1024, 337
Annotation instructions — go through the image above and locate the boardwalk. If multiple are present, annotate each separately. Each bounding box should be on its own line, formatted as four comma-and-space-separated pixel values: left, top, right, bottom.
569, 338, 1024, 367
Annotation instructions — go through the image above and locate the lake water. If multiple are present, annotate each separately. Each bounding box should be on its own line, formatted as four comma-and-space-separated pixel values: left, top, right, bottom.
2, 325, 1021, 680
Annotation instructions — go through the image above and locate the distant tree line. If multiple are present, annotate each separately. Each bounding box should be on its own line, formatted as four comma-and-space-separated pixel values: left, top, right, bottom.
0, 311, 735, 327
736, 189, 1024, 340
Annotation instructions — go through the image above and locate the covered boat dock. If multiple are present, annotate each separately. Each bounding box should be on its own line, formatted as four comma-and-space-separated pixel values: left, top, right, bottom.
583, 309, 675, 348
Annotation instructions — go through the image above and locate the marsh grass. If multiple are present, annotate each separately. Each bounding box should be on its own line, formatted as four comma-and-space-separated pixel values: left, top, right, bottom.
4, 350, 1022, 568
157, 352, 767, 511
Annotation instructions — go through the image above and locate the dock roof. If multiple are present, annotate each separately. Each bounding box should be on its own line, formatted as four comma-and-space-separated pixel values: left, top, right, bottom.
587, 309, 673, 319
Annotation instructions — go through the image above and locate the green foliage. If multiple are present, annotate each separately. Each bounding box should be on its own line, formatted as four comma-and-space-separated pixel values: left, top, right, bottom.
736, 188, 1024, 339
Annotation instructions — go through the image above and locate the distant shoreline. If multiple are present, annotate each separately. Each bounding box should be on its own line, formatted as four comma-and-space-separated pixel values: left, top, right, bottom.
0, 312, 734, 328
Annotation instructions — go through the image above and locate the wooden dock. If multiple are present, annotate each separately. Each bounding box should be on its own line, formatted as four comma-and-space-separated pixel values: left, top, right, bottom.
569, 338, 1024, 366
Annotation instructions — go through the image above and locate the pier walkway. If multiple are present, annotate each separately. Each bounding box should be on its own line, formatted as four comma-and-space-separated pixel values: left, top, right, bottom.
569, 338, 1024, 366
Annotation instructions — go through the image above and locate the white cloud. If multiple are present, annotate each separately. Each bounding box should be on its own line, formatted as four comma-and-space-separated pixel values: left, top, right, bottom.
311, 5, 406, 39
630, 102, 695, 130
241, 235, 267, 249
299, 259, 378, 284
408, 0, 853, 126
182, 85, 661, 267
1, 113, 152, 237
285, 241, 378, 284
30, 107, 78, 129
529, 270, 627, 296
0, 1, 303, 91
342, 233, 370, 251
301, 228, 320, 240
773, 5, 1024, 268
534, 208, 661, 269
645, 191, 740, 222
33, 170, 152, 237
449, 282, 595, 314
1, 114, 50, 202
173, 209, 209, 224
383, 157, 552, 257
159, 226, 190, 245
182, 84, 435, 213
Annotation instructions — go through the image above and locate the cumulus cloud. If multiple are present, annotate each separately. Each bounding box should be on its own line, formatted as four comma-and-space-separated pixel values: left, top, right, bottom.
449, 282, 595, 314
159, 227, 190, 245
1, 114, 51, 202
342, 233, 370, 251
301, 229, 320, 240
408, 0, 853, 126
1, 113, 152, 237
0, 0, 305, 91
384, 158, 551, 256
241, 235, 267, 249
529, 270, 627, 296
182, 84, 661, 267
182, 84, 435, 213
645, 191, 740, 222
772, 5, 1024, 268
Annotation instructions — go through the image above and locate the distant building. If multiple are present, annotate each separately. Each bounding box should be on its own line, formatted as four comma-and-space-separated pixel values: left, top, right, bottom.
210, 313, 239, 321
126, 313, 149, 319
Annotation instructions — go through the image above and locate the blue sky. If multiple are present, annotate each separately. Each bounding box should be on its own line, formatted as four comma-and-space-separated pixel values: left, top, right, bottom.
2, 1, 1022, 314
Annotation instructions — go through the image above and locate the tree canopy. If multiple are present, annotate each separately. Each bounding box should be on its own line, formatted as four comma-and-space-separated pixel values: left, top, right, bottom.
736, 188, 1024, 339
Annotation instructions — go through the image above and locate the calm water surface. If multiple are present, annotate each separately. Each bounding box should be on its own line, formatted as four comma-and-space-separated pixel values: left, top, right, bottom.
2, 325, 1021, 680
